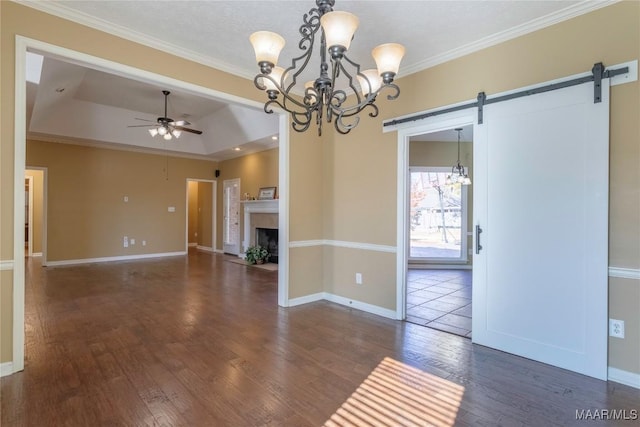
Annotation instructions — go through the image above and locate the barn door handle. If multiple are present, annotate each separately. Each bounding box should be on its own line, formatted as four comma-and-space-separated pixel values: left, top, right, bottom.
475, 225, 483, 254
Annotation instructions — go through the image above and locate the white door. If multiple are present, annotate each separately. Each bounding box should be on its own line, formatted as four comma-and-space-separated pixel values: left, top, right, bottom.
473, 81, 609, 380
223, 178, 240, 255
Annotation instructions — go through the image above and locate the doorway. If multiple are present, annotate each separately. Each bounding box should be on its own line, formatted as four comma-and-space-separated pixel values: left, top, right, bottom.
186, 179, 216, 252
405, 127, 473, 337
222, 178, 241, 255
24, 168, 46, 260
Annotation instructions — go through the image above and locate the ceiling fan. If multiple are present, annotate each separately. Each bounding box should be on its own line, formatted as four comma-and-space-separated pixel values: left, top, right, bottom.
128, 90, 203, 139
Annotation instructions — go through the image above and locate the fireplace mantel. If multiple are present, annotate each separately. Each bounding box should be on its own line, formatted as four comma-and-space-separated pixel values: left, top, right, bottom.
242, 199, 279, 213
242, 200, 279, 253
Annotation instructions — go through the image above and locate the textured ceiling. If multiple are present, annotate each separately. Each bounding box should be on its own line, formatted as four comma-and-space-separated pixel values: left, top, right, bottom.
21, 0, 609, 158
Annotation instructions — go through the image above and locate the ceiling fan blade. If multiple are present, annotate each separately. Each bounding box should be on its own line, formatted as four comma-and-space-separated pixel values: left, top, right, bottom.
175, 126, 203, 135
134, 117, 156, 123
127, 124, 155, 128
173, 120, 191, 126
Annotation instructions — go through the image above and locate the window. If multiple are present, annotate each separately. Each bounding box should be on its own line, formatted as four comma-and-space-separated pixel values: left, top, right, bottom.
409, 168, 468, 262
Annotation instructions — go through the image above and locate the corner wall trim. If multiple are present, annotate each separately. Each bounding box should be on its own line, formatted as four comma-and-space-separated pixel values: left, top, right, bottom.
0, 260, 14, 271
289, 240, 396, 253
608, 267, 640, 280
0, 362, 14, 377
45, 251, 187, 267
323, 293, 397, 320
288, 292, 325, 307
608, 367, 640, 389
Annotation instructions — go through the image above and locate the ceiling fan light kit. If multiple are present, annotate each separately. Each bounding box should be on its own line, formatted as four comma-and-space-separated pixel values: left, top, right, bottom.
250, 0, 405, 135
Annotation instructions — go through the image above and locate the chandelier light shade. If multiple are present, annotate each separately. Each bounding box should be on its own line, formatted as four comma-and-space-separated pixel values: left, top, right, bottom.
249, 31, 286, 69
250, 0, 405, 135
320, 11, 359, 51
446, 128, 472, 186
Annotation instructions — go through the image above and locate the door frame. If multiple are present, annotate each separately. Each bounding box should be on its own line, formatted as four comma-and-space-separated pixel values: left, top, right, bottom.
394, 108, 477, 320
185, 179, 217, 253
12, 36, 291, 374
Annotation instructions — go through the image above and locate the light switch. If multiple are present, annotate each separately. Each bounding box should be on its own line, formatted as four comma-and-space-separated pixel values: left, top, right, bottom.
168, 206, 176, 212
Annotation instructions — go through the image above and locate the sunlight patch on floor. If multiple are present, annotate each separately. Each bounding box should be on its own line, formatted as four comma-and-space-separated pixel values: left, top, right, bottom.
324, 357, 464, 427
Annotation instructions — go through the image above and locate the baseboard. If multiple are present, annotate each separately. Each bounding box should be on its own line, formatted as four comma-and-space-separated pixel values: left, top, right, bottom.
214, 249, 225, 254
408, 264, 472, 270
288, 292, 325, 307
323, 293, 397, 319
0, 362, 14, 377
188, 243, 197, 247
31, 252, 43, 257
45, 251, 187, 267
286, 292, 397, 320
608, 367, 640, 389
196, 246, 214, 253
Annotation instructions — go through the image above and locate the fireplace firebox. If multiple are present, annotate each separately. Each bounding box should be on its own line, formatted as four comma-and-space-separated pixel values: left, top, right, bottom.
256, 227, 278, 263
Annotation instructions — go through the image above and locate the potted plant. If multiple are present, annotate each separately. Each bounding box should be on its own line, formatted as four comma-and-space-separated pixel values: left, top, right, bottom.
245, 244, 270, 265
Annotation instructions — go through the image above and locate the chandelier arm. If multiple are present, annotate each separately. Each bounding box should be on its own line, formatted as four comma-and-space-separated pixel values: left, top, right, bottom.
256, 73, 319, 114
282, 8, 322, 94
338, 54, 367, 105
334, 111, 360, 134
264, 97, 316, 134
381, 82, 401, 101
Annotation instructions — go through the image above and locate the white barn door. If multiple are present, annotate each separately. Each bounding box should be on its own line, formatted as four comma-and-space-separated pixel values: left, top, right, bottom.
472, 81, 609, 380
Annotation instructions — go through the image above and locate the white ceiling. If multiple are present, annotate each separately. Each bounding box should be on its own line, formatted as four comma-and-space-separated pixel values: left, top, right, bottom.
22, 0, 609, 159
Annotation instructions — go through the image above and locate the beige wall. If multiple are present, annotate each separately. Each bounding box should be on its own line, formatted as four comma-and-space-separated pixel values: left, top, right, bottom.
26, 140, 217, 261
215, 148, 279, 250
25, 169, 44, 254
410, 140, 473, 266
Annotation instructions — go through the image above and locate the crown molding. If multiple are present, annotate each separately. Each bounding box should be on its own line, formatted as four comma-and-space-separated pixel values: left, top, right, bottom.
17, 0, 619, 82
15, 0, 254, 80
401, 0, 620, 76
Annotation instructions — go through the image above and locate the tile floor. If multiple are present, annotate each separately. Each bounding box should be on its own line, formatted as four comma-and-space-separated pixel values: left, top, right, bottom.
406, 269, 472, 338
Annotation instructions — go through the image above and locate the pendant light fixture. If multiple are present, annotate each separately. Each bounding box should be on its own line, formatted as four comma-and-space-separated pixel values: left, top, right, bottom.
250, 0, 405, 136
446, 128, 472, 186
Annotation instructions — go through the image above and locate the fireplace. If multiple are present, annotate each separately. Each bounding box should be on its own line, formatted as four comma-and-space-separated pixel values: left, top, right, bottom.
242, 199, 278, 261
256, 227, 278, 263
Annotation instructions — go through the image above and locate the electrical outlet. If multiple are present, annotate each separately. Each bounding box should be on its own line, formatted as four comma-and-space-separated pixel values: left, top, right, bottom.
609, 319, 625, 338
123, 236, 129, 248
355, 273, 363, 285
142, 240, 146, 246
130, 238, 135, 245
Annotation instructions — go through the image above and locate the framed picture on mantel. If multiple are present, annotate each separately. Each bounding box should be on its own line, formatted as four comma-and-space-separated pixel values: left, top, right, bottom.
258, 186, 276, 200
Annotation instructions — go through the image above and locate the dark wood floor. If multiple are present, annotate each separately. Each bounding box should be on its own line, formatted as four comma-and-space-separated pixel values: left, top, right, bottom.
2, 250, 638, 426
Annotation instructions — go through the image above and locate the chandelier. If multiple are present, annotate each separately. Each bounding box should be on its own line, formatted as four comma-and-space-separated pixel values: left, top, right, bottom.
446, 128, 472, 186
249, 0, 405, 135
